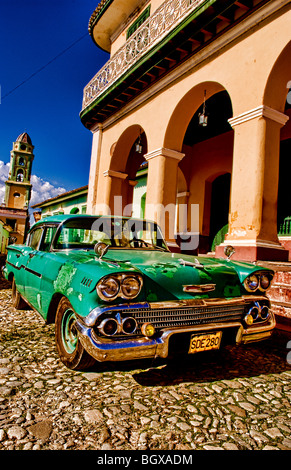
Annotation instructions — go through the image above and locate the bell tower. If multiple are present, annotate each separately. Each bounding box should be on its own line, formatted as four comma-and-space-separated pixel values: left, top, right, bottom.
0, 132, 34, 245
4, 132, 34, 210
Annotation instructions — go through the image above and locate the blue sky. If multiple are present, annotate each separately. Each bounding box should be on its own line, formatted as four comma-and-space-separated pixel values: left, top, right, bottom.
0, 0, 108, 207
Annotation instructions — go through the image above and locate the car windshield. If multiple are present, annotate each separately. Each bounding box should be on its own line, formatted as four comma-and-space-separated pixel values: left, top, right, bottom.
54, 216, 168, 251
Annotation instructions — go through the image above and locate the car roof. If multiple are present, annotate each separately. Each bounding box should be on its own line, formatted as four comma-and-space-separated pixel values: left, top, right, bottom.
29, 214, 152, 231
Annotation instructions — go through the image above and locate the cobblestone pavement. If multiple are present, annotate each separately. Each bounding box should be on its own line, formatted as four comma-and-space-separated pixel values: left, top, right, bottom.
0, 280, 291, 451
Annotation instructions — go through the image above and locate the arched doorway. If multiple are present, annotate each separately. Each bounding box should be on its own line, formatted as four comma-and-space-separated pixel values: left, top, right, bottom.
277, 83, 291, 257
180, 89, 233, 253
106, 125, 148, 216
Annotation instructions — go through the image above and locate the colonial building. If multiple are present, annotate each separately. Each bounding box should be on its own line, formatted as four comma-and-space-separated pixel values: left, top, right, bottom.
0, 132, 34, 245
31, 185, 88, 220
0, 220, 12, 255
80, 0, 291, 262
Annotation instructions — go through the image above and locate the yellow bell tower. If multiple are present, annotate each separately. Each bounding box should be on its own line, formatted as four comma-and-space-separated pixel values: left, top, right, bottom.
4, 132, 34, 210
0, 132, 34, 244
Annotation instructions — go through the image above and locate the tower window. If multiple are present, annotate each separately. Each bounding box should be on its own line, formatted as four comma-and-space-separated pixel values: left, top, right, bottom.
20, 144, 26, 151
13, 192, 21, 198
16, 169, 24, 182
19, 157, 25, 166
6, 219, 16, 230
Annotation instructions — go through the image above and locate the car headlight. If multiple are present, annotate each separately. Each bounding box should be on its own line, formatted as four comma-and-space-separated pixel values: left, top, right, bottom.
97, 274, 143, 301
97, 277, 120, 301
244, 274, 259, 292
243, 271, 273, 293
260, 273, 272, 291
121, 276, 142, 299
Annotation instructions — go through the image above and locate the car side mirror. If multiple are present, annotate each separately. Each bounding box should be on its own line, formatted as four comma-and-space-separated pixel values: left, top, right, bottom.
224, 245, 235, 260
94, 242, 109, 259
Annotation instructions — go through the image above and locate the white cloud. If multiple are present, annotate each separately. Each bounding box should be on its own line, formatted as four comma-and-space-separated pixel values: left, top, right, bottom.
0, 159, 67, 208
30, 174, 66, 207
0, 160, 10, 204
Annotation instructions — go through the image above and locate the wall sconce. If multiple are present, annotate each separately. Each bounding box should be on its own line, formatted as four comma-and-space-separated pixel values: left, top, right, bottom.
135, 133, 143, 153
198, 90, 208, 127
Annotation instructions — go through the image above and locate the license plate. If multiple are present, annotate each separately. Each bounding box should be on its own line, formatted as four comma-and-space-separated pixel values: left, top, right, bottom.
188, 331, 222, 354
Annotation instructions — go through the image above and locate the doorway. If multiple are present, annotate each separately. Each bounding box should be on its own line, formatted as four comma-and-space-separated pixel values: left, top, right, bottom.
209, 173, 231, 251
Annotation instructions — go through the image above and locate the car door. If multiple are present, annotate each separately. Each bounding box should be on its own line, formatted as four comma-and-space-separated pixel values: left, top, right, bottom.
23, 224, 60, 312
36, 225, 59, 316
22, 225, 46, 309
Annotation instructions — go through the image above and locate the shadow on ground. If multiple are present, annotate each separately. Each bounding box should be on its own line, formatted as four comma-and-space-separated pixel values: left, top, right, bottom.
87, 330, 291, 386
132, 330, 291, 386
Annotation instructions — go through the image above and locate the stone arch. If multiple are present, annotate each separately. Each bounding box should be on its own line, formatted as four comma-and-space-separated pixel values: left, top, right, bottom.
262, 39, 291, 241
264, 40, 291, 257
105, 124, 148, 215
163, 82, 233, 252
109, 124, 147, 173
263, 40, 291, 112
163, 81, 230, 152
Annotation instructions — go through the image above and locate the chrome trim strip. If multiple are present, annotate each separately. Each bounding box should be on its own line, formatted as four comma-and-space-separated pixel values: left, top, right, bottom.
76, 312, 276, 363
75, 297, 276, 363
6, 261, 42, 278
79, 296, 270, 328
75, 321, 157, 362
78, 302, 150, 327
183, 284, 216, 293
6, 260, 21, 270
75, 320, 242, 362
239, 310, 276, 344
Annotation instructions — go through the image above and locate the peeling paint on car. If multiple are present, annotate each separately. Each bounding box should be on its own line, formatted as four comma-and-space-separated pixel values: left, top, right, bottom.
145, 262, 179, 278
37, 293, 41, 310
53, 262, 77, 294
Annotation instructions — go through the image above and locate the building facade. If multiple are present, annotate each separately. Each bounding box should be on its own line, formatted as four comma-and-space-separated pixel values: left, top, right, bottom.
0, 220, 12, 255
80, 0, 291, 261
31, 186, 88, 220
0, 132, 34, 245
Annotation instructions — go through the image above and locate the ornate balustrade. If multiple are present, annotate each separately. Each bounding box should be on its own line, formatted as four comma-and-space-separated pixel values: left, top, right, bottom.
82, 0, 205, 110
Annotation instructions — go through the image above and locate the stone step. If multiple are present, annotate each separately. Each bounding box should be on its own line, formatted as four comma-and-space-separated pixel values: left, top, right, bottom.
273, 270, 291, 284
260, 266, 291, 332
267, 268, 291, 304
268, 284, 291, 304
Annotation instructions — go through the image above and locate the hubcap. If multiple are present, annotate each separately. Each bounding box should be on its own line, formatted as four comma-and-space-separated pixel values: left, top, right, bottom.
61, 308, 78, 354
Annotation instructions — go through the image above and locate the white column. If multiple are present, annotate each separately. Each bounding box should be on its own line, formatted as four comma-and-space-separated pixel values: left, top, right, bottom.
87, 124, 102, 214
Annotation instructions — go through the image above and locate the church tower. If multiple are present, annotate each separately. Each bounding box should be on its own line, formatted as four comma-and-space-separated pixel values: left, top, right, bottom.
0, 132, 34, 246
4, 132, 34, 210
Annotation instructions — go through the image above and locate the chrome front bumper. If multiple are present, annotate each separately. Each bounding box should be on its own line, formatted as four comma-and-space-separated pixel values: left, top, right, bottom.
75, 310, 276, 363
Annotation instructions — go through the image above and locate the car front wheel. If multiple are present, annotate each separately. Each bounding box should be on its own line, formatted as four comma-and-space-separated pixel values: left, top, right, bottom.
55, 297, 95, 370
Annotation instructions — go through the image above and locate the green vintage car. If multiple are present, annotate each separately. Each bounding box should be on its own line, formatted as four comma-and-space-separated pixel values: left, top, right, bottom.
3, 214, 276, 370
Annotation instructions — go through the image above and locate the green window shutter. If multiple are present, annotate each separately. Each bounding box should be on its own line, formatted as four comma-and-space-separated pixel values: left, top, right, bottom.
126, 6, 151, 40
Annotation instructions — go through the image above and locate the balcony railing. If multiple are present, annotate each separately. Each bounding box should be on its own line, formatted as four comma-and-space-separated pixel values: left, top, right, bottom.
279, 217, 291, 236
82, 0, 206, 110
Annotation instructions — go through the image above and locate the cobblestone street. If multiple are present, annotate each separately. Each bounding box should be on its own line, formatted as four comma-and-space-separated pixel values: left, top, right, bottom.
0, 279, 291, 451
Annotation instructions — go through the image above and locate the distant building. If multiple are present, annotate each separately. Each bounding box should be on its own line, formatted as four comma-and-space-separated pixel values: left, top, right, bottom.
31, 186, 88, 220
0, 220, 12, 254
0, 132, 34, 247
80, 0, 291, 262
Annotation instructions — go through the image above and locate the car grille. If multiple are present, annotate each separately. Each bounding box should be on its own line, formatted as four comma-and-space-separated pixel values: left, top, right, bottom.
123, 302, 246, 331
